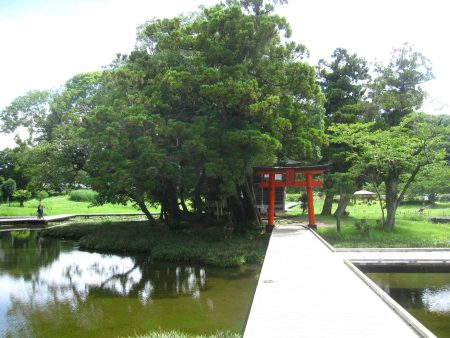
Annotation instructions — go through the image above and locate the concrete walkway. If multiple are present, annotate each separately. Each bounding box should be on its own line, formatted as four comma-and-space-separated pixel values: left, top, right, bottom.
244, 224, 436, 337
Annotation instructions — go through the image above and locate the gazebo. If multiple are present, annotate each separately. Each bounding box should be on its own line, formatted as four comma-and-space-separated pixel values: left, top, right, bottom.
254, 164, 329, 231
353, 189, 376, 197
353, 189, 376, 203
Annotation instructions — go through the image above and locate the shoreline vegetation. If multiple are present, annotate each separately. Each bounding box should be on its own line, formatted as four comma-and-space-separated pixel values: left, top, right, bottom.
40, 220, 270, 268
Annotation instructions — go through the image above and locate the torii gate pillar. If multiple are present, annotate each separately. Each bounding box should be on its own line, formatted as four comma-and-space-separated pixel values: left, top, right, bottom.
305, 172, 317, 230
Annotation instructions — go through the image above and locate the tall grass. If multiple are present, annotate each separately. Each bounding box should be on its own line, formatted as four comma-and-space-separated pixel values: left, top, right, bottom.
40, 221, 270, 268
68, 189, 98, 202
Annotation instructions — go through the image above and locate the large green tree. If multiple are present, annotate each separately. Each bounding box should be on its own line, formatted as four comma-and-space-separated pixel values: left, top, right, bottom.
1, 178, 17, 204
16, 72, 102, 193
317, 48, 371, 216
0, 148, 29, 190
330, 114, 447, 229
0, 90, 52, 144
408, 162, 450, 204
371, 43, 434, 127
78, 0, 325, 229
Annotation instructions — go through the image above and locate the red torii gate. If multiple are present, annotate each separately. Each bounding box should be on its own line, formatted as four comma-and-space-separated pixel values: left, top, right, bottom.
255, 164, 328, 232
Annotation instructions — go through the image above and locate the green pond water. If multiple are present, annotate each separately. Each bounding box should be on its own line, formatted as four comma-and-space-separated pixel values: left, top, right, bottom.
0, 230, 260, 338
367, 271, 450, 338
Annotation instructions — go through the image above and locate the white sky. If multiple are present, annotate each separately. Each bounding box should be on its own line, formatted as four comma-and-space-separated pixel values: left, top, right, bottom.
1, 0, 449, 149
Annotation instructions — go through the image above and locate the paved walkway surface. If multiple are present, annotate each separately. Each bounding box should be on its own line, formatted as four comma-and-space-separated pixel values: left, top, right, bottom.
0, 214, 75, 225
0, 212, 148, 227
244, 224, 435, 338
338, 248, 450, 264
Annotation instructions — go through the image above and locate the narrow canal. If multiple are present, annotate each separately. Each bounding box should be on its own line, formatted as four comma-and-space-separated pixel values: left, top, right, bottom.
367, 271, 450, 338
0, 230, 260, 337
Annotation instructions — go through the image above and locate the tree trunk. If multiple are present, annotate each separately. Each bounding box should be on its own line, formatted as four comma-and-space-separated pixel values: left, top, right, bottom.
333, 194, 349, 217
428, 192, 437, 205
334, 193, 349, 233
321, 193, 334, 216
228, 191, 248, 232
242, 176, 262, 227
384, 178, 398, 230
179, 188, 189, 212
165, 182, 181, 221
335, 214, 342, 233
136, 199, 156, 225
372, 182, 386, 225
193, 169, 205, 213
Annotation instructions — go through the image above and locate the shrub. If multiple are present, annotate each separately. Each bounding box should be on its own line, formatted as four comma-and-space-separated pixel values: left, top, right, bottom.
36, 190, 49, 201
69, 189, 98, 202
354, 218, 370, 235
13, 189, 32, 207
285, 193, 300, 202
439, 194, 450, 202
1, 178, 16, 204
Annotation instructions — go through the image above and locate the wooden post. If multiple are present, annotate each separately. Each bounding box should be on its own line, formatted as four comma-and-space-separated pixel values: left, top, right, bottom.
267, 172, 275, 232
306, 173, 316, 230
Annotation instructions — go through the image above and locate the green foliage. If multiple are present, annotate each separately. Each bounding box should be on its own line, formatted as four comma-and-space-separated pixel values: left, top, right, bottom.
35, 190, 49, 201
41, 221, 270, 268
13, 189, 32, 207
1, 178, 17, 203
69, 189, 98, 202
371, 43, 434, 127
329, 114, 446, 229
353, 218, 370, 236
317, 48, 372, 217
71, 0, 325, 228
408, 162, 450, 203
318, 48, 371, 125
10, 230, 32, 240
0, 90, 52, 143
285, 193, 301, 202
0, 148, 29, 189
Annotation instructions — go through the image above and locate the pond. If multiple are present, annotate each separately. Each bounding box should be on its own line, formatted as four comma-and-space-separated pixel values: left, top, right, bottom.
0, 230, 261, 338
367, 271, 450, 338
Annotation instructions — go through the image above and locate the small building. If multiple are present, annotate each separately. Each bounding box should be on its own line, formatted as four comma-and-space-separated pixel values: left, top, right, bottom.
253, 174, 286, 213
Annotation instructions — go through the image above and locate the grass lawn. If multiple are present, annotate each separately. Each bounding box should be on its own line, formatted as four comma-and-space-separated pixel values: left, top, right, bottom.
285, 199, 450, 248
0, 195, 158, 216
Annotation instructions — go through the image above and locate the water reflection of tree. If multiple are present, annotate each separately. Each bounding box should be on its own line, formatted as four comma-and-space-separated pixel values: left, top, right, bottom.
7, 254, 211, 316
383, 286, 450, 314
90, 258, 210, 303
0, 231, 61, 279
5, 256, 208, 335
383, 287, 425, 309
4, 248, 258, 337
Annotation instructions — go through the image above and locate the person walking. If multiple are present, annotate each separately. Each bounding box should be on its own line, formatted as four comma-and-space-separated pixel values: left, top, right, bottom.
300, 193, 308, 214
37, 204, 44, 219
